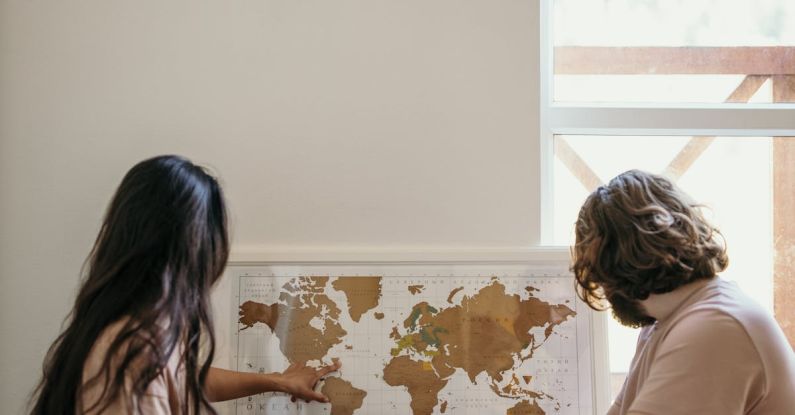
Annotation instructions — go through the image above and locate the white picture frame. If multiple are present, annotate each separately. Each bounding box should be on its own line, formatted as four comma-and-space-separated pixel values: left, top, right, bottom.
211, 247, 610, 415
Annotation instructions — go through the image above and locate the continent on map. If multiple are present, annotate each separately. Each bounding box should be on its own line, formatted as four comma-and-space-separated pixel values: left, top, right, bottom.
408, 284, 425, 295
383, 355, 449, 415
384, 279, 576, 413
238, 276, 346, 363
321, 377, 367, 415
507, 399, 546, 415
332, 276, 383, 322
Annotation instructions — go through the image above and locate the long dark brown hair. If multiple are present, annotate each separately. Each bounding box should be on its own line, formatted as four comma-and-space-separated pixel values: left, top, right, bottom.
30, 155, 229, 414
571, 170, 728, 313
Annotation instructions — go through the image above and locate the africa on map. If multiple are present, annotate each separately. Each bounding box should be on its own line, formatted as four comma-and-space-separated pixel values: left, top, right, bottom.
233, 266, 593, 415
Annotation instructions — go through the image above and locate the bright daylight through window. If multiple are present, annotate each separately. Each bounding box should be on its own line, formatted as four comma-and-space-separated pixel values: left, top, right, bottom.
546, 0, 795, 399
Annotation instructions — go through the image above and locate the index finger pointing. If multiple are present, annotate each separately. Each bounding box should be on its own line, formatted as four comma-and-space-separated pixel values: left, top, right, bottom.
317, 363, 339, 378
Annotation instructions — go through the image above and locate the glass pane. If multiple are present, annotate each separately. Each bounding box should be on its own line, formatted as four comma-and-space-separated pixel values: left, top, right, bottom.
551, 135, 795, 400
553, 0, 795, 103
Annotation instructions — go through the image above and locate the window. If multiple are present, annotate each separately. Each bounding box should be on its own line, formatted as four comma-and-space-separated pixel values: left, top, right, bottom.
553, 0, 795, 104
541, 0, 795, 401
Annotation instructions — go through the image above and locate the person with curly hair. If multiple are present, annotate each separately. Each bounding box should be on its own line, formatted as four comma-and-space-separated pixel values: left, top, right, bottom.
572, 170, 795, 415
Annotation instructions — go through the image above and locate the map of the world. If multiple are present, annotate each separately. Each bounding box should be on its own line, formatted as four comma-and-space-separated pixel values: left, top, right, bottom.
232, 266, 594, 415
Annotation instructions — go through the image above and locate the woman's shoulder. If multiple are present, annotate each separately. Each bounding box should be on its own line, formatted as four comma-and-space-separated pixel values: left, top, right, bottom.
79, 318, 183, 414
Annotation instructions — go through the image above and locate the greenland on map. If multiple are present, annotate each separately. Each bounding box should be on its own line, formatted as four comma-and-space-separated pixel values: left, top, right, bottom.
231, 265, 596, 415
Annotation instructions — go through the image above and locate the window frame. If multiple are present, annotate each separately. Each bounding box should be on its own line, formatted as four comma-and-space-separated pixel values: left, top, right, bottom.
538, 0, 795, 243
537, 0, 795, 403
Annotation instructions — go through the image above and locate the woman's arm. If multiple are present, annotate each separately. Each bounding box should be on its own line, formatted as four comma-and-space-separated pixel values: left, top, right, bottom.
205, 360, 341, 403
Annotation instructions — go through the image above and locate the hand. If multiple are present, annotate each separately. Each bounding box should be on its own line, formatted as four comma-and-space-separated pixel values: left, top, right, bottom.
277, 359, 342, 403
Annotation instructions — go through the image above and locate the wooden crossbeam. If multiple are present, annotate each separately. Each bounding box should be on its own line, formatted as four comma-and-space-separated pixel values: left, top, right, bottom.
662, 75, 768, 180
725, 75, 771, 103
555, 47, 795, 75
555, 75, 768, 192
662, 137, 716, 180
554, 137, 603, 192
558, 76, 768, 190
772, 75, 795, 348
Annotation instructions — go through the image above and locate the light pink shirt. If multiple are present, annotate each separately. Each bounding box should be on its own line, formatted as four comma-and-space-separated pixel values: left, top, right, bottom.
78, 319, 185, 414
609, 278, 795, 415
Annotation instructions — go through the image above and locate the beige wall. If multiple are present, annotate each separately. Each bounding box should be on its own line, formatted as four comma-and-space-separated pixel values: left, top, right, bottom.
0, 1, 541, 412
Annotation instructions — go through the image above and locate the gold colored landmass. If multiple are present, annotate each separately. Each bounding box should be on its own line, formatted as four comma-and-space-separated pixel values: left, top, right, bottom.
429, 284, 522, 382
490, 372, 542, 400
431, 354, 456, 379
440, 400, 448, 413
402, 302, 438, 330
321, 377, 367, 415
446, 286, 464, 304
389, 326, 401, 340
237, 277, 346, 364
390, 331, 433, 357
282, 276, 328, 293
408, 285, 424, 295
383, 356, 448, 415
331, 276, 383, 322
394, 281, 576, 386
507, 400, 545, 415
512, 373, 520, 383
374, 312, 385, 320
239, 301, 278, 330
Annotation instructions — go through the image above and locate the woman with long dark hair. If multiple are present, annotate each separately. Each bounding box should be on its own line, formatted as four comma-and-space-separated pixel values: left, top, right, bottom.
29, 155, 339, 414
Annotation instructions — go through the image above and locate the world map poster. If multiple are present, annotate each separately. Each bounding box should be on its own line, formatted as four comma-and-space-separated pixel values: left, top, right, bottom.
231, 265, 595, 415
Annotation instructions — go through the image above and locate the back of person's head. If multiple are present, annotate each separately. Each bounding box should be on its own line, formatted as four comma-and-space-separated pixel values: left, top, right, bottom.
571, 169, 728, 326
30, 155, 229, 415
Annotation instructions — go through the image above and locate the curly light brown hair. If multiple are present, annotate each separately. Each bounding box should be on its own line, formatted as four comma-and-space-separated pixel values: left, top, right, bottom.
571, 170, 729, 312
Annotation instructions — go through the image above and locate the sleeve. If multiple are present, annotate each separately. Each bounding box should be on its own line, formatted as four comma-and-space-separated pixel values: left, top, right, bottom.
627, 310, 764, 415
80, 320, 181, 415
606, 403, 622, 415
607, 325, 653, 415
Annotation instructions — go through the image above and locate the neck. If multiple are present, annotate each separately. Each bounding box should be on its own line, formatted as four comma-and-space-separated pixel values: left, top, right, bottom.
640, 278, 713, 322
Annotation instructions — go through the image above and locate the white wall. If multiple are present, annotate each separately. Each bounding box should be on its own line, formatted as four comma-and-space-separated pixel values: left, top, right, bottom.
0, 1, 541, 412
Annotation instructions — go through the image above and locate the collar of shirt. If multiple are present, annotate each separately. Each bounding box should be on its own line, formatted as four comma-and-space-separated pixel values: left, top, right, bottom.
639, 278, 716, 324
